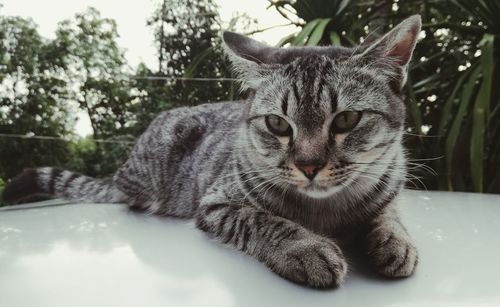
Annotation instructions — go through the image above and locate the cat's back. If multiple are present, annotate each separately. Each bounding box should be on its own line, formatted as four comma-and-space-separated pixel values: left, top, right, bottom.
114, 101, 246, 216
150, 100, 245, 135
166, 100, 246, 122
137, 100, 245, 151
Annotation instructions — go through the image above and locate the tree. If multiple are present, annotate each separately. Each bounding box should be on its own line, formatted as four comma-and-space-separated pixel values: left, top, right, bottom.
148, 0, 235, 106
53, 7, 136, 139
0, 16, 73, 180
1, 2, 255, 186
52, 8, 137, 176
127, 63, 174, 135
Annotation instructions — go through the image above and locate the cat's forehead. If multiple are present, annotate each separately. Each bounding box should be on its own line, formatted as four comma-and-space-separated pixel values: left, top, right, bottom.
283, 54, 334, 76
277, 55, 368, 112
281, 53, 370, 81
268, 56, 334, 130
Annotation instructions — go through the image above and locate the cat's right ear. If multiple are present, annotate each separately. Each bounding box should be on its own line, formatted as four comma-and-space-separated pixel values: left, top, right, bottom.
223, 31, 277, 90
358, 15, 421, 88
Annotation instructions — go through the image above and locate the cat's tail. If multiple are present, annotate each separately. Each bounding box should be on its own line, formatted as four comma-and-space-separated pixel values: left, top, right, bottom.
2, 167, 128, 204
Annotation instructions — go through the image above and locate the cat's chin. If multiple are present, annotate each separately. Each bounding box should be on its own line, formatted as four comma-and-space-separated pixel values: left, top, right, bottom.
297, 184, 343, 199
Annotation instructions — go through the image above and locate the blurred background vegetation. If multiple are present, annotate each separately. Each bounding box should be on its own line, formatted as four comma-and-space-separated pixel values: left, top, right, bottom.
0, 0, 499, 204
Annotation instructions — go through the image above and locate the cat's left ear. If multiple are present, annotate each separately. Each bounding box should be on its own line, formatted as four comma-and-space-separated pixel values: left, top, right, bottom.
360, 15, 421, 88
222, 31, 278, 90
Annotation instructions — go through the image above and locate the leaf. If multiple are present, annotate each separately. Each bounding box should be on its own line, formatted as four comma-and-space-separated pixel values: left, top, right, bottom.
445, 64, 482, 190
277, 33, 296, 47
336, 0, 352, 16
291, 19, 321, 46
292, 0, 316, 22
406, 73, 423, 135
470, 34, 494, 193
450, 0, 500, 31
437, 66, 474, 136
329, 31, 341, 46
489, 103, 500, 124
307, 18, 331, 45
412, 74, 441, 89
410, 50, 448, 71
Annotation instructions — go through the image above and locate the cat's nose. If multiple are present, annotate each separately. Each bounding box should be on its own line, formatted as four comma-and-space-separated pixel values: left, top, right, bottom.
295, 160, 325, 181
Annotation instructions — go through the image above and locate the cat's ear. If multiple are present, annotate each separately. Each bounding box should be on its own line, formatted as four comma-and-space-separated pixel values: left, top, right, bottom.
223, 31, 277, 90
360, 15, 421, 88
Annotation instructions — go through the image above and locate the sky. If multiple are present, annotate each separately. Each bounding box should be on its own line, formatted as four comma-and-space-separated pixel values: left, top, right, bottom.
1, 0, 297, 136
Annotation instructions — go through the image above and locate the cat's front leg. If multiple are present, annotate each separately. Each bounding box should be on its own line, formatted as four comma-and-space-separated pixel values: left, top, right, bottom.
364, 203, 418, 277
196, 201, 347, 288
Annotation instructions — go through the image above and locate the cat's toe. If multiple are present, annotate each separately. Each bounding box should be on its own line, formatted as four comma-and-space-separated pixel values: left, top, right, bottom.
279, 238, 348, 288
367, 229, 418, 278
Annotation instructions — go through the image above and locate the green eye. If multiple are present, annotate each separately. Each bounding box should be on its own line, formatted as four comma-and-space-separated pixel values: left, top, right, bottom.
265, 115, 292, 137
332, 111, 362, 133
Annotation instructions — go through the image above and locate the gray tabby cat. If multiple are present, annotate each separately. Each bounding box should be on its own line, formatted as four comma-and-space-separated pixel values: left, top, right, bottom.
3, 15, 421, 288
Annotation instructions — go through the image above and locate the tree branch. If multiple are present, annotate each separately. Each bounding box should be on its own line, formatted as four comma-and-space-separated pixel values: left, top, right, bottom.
243, 23, 296, 36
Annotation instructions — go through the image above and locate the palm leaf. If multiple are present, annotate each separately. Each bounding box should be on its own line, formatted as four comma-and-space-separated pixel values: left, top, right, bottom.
437, 66, 474, 136
445, 64, 482, 190
277, 33, 296, 47
470, 34, 494, 192
292, 0, 316, 21
450, 0, 500, 33
291, 19, 321, 46
336, 0, 352, 16
406, 73, 423, 135
329, 31, 341, 46
307, 18, 331, 45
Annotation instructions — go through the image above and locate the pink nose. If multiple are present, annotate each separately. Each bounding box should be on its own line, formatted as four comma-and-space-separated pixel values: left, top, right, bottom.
295, 163, 324, 181
300, 165, 318, 175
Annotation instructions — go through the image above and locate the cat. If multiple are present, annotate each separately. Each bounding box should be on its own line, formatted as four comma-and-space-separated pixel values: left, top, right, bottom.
2, 15, 421, 289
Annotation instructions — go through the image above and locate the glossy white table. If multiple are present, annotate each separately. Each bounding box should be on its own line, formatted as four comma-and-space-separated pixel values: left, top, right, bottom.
1, 191, 499, 307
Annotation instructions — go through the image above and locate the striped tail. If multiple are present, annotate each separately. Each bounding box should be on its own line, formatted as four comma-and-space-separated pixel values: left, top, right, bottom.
2, 167, 128, 204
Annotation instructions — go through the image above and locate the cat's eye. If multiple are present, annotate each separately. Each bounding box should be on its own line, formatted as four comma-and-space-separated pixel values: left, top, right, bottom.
332, 111, 362, 133
265, 115, 292, 137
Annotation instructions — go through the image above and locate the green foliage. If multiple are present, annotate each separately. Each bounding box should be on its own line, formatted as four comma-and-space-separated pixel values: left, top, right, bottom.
54, 7, 136, 138
0, 16, 73, 180
423, 0, 500, 193
270, 0, 379, 47
66, 137, 134, 178
271, 0, 500, 193
148, 0, 235, 105
0, 9, 136, 181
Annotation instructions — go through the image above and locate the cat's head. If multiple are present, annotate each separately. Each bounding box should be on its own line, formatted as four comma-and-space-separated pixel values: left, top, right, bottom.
224, 16, 421, 198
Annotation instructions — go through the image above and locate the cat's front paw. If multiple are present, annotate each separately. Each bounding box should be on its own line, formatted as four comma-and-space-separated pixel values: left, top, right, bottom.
274, 237, 348, 288
366, 227, 418, 278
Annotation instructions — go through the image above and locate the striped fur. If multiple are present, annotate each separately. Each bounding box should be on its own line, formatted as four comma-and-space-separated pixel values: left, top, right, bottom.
2, 16, 422, 288
2, 167, 126, 203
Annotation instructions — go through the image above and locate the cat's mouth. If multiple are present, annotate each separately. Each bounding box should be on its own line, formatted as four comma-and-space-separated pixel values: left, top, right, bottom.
298, 182, 343, 199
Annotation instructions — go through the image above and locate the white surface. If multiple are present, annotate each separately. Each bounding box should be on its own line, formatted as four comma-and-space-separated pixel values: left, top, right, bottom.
1, 191, 499, 307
